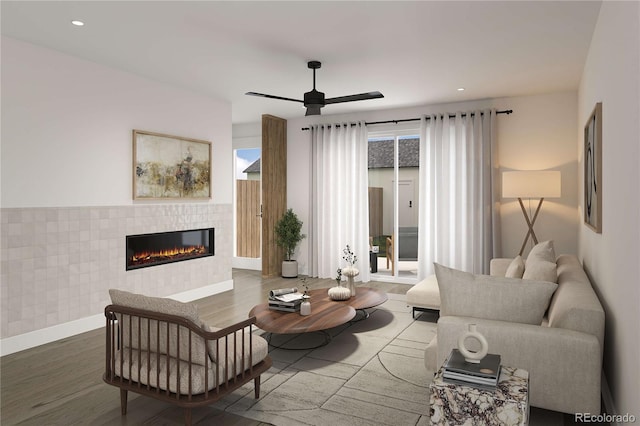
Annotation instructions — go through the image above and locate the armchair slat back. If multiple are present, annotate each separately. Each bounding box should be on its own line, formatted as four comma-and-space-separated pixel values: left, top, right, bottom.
103, 303, 271, 426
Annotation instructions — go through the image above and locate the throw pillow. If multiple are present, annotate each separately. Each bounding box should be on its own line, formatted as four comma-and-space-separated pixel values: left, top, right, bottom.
523, 259, 558, 283
526, 240, 556, 264
505, 255, 525, 278
434, 263, 558, 325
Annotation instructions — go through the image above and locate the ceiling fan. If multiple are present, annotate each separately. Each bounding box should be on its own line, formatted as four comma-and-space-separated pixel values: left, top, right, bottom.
245, 60, 384, 116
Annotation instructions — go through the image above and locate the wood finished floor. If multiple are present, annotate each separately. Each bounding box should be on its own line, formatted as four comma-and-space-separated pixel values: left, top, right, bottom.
0, 270, 411, 426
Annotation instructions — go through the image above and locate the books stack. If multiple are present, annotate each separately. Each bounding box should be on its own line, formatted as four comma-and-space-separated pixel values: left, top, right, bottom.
268, 287, 305, 312
442, 349, 502, 390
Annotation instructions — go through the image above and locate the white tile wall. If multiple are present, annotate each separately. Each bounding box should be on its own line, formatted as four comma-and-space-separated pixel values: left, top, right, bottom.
0, 204, 232, 338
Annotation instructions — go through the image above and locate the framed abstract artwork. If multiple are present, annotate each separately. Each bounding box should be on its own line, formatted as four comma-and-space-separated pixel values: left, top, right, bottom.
583, 103, 602, 233
133, 130, 211, 200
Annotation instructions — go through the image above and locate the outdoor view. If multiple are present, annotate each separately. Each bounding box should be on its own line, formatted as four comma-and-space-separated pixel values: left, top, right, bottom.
235, 148, 261, 258
368, 135, 420, 280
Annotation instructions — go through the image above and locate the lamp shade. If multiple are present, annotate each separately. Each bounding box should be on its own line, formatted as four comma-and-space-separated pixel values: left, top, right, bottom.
502, 171, 561, 199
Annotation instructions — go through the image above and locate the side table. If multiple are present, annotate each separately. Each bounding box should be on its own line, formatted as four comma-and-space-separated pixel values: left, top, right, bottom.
429, 365, 529, 426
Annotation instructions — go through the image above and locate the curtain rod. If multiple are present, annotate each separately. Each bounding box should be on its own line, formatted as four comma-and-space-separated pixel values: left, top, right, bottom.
300, 109, 513, 131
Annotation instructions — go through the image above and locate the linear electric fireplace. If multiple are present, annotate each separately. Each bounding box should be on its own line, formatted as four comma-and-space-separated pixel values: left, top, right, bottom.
126, 228, 214, 270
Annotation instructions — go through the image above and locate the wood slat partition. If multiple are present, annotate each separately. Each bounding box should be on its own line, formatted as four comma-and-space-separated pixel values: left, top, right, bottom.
236, 179, 261, 258
261, 115, 287, 278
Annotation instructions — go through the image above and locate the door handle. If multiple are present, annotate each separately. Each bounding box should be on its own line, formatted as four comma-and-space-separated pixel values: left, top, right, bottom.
409, 201, 412, 208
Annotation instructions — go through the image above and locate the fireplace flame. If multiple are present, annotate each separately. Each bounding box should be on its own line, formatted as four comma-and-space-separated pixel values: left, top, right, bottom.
130, 245, 206, 264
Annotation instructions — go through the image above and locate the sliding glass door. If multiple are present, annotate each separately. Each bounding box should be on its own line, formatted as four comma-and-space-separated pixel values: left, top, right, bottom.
368, 131, 420, 283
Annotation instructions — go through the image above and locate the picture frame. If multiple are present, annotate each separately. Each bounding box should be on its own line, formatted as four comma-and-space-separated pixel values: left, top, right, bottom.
133, 130, 211, 200
583, 102, 602, 233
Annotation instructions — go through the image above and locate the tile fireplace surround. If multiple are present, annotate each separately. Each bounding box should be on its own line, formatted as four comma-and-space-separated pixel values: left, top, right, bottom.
0, 204, 232, 343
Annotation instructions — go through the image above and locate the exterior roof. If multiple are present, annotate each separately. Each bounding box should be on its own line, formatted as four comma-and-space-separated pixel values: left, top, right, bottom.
243, 159, 261, 174
242, 137, 419, 174
368, 138, 419, 169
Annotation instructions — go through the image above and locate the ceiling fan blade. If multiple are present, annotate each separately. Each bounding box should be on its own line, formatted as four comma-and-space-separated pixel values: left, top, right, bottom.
245, 92, 304, 103
325, 91, 384, 105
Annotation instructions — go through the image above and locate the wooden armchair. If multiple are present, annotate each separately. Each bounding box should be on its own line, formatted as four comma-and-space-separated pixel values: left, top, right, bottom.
103, 289, 272, 426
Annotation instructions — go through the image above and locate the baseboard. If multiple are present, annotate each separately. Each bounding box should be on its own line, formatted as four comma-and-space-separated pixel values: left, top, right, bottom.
232, 256, 261, 270
0, 279, 233, 357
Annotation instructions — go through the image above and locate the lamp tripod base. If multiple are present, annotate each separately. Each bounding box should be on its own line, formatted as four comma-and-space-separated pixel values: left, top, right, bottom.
518, 197, 544, 256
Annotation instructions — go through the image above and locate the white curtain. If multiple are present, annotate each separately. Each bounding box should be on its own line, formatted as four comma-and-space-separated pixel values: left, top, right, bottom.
309, 121, 371, 282
417, 110, 501, 277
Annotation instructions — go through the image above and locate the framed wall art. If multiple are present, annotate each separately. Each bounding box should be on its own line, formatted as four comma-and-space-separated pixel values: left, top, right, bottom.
133, 130, 211, 200
583, 102, 602, 233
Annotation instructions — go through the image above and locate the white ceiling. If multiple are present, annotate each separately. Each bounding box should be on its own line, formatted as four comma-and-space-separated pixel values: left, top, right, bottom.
1, 1, 601, 124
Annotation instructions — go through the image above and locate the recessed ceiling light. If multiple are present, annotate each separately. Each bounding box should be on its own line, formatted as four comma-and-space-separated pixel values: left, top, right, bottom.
71, 20, 85, 26
457, 87, 465, 92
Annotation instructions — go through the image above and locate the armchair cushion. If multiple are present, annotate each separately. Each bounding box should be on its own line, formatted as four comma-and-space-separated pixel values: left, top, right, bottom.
434, 263, 558, 325
109, 289, 209, 365
202, 323, 269, 378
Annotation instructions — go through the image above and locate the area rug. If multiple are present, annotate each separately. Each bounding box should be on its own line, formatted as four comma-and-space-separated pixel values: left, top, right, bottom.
211, 294, 438, 426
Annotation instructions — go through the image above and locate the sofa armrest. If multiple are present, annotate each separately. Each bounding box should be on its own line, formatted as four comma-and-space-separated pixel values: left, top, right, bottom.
489, 258, 512, 276
436, 316, 601, 415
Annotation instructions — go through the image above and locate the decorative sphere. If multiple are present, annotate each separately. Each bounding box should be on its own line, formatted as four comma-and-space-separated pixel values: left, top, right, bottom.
328, 286, 351, 301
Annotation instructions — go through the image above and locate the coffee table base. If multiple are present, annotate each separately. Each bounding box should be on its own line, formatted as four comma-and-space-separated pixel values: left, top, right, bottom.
351, 308, 371, 322
264, 330, 332, 350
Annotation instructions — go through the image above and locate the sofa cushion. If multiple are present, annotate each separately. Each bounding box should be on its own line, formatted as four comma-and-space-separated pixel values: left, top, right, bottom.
434, 263, 558, 325
523, 259, 558, 283
109, 289, 209, 366
406, 274, 441, 309
505, 255, 525, 278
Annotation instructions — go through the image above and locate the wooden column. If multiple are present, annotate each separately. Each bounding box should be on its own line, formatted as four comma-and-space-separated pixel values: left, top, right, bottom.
261, 115, 287, 278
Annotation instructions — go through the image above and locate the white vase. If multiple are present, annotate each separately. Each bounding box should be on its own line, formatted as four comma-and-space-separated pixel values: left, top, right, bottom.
300, 300, 311, 316
457, 323, 488, 363
328, 284, 351, 301
347, 275, 356, 297
341, 267, 359, 297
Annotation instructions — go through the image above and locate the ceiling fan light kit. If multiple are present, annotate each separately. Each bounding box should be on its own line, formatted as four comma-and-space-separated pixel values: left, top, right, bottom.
246, 60, 383, 116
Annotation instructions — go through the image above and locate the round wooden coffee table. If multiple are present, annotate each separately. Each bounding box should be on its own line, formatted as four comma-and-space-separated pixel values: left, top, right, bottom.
248, 287, 388, 348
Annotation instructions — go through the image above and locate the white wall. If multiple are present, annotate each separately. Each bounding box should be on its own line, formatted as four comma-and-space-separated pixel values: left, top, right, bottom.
277, 92, 579, 276
1, 37, 232, 207
1, 37, 234, 352
578, 1, 640, 417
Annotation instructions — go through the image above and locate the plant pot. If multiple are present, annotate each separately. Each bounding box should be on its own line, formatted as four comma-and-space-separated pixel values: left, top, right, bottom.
281, 260, 298, 278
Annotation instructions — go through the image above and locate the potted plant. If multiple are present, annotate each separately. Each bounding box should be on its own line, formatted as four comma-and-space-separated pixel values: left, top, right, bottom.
275, 208, 306, 278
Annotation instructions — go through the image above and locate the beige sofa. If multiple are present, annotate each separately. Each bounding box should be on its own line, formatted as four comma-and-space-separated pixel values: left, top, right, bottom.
429, 254, 604, 415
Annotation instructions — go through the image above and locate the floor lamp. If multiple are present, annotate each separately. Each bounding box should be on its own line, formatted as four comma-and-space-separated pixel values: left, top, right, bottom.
502, 171, 561, 256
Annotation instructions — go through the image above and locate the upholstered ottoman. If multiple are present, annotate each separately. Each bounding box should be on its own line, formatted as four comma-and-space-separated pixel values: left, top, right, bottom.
406, 274, 440, 318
